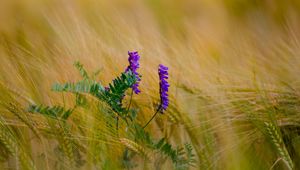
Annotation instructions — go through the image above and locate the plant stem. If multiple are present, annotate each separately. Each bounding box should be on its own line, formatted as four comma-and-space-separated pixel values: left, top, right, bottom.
116, 116, 119, 131
143, 106, 161, 129
126, 89, 133, 113
126, 89, 134, 122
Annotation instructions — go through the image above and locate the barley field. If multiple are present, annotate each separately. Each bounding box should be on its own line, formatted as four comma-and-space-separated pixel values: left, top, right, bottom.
1, 0, 300, 169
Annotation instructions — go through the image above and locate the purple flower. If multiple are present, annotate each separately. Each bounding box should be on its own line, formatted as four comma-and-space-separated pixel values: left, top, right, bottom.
158, 64, 169, 113
125, 51, 141, 94
104, 87, 110, 91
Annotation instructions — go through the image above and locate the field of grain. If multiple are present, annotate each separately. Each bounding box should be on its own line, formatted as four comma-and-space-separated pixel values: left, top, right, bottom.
1, 0, 300, 169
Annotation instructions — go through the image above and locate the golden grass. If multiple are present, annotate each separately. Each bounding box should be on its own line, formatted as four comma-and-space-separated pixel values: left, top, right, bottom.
1, 0, 300, 169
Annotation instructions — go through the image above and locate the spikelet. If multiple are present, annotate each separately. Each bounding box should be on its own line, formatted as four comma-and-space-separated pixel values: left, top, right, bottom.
264, 122, 293, 170
7, 103, 41, 139
120, 138, 151, 161
0, 118, 36, 170
55, 123, 76, 168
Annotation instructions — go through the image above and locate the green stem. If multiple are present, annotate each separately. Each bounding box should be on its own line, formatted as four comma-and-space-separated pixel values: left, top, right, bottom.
143, 106, 161, 129
126, 89, 134, 122
126, 89, 133, 113
116, 116, 119, 131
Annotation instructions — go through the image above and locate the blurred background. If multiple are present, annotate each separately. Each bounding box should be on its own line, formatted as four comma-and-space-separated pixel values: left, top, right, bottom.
1, 0, 300, 169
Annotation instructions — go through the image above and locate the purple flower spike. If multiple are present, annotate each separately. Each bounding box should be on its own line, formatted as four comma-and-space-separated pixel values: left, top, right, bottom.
158, 64, 169, 113
125, 51, 141, 94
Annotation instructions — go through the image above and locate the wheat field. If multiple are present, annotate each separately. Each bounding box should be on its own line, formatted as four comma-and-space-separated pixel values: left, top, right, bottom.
1, 0, 300, 169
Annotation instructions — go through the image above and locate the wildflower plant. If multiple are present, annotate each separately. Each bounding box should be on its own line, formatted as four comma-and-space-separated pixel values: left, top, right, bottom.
125, 51, 141, 94
158, 64, 170, 113
27, 51, 195, 169
143, 64, 170, 129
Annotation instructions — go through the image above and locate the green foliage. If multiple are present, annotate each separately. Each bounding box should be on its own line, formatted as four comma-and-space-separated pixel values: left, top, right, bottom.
22, 61, 196, 169
126, 124, 196, 169
52, 79, 105, 95
104, 71, 136, 115
74, 61, 90, 79
52, 64, 136, 118
154, 138, 196, 169
28, 104, 73, 120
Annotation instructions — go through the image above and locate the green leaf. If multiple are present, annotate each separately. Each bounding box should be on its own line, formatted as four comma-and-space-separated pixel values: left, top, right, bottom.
28, 104, 73, 120
74, 61, 89, 79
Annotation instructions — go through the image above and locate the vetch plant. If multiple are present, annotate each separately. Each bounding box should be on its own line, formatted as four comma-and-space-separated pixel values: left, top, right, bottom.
158, 64, 170, 113
125, 51, 141, 94
27, 51, 195, 169
143, 64, 170, 129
